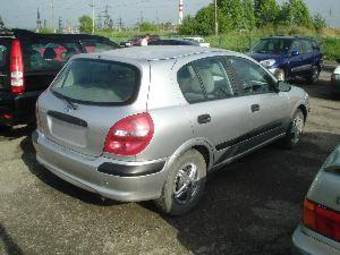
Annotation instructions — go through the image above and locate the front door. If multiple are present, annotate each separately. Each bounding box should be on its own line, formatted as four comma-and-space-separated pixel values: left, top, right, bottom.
176, 57, 255, 165
225, 56, 290, 153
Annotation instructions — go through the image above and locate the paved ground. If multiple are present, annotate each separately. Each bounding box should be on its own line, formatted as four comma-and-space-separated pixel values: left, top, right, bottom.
1, 72, 340, 255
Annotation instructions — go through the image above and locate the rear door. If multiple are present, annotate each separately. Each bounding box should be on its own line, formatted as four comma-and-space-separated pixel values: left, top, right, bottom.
0, 38, 10, 91
301, 39, 314, 73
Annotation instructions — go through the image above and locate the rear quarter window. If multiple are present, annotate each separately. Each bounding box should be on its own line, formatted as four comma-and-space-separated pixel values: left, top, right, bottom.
0, 41, 8, 69
51, 59, 140, 105
22, 39, 81, 72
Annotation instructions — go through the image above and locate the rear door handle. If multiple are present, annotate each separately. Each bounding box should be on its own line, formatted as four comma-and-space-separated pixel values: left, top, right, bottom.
197, 114, 211, 124
251, 104, 260, 112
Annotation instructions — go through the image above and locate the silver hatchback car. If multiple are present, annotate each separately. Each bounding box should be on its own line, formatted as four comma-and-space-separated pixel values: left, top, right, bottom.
33, 46, 310, 215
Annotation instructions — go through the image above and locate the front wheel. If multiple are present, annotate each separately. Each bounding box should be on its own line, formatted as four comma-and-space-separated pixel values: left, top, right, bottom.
154, 149, 207, 216
280, 109, 305, 149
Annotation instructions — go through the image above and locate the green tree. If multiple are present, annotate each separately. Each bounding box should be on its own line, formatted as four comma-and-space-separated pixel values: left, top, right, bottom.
286, 0, 312, 27
179, 16, 197, 35
313, 13, 327, 31
194, 4, 215, 35
78, 15, 93, 33
243, 0, 256, 30
254, 0, 279, 27
138, 22, 159, 32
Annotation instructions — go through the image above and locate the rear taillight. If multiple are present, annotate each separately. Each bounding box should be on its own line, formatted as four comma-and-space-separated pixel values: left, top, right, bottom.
10, 40, 24, 95
303, 199, 340, 241
104, 112, 154, 156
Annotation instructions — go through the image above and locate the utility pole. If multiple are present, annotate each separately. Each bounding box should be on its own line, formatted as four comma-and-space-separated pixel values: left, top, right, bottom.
214, 0, 218, 35
89, 0, 95, 34
50, 0, 55, 32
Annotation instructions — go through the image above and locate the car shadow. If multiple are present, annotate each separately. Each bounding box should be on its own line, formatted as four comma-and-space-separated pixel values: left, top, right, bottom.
142, 132, 340, 254
20, 136, 120, 206
0, 125, 35, 141
0, 224, 24, 255
294, 72, 340, 101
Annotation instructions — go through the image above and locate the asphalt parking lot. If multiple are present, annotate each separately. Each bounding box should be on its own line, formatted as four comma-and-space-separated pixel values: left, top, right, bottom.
1, 71, 340, 255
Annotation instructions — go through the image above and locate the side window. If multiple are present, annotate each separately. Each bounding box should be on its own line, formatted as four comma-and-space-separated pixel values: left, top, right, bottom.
177, 64, 205, 103
0, 43, 8, 68
302, 40, 313, 53
81, 40, 116, 53
194, 58, 234, 100
225, 57, 276, 95
23, 40, 81, 72
291, 40, 303, 54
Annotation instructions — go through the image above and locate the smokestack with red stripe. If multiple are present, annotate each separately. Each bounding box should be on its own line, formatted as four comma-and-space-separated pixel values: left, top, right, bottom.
179, 0, 184, 25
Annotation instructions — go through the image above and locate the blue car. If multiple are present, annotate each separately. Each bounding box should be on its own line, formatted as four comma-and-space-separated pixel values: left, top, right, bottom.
249, 36, 323, 83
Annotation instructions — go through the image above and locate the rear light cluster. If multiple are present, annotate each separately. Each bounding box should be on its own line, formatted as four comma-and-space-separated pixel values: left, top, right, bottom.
104, 112, 154, 156
10, 40, 24, 95
304, 199, 340, 241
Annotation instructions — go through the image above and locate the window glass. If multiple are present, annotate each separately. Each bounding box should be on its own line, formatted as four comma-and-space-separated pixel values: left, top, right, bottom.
252, 38, 292, 54
226, 57, 276, 95
0, 42, 8, 69
177, 63, 205, 103
291, 40, 303, 54
194, 58, 234, 100
23, 40, 81, 71
302, 40, 313, 53
51, 59, 139, 104
81, 40, 116, 53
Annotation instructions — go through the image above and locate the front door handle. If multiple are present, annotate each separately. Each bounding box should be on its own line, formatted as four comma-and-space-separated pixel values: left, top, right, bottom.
251, 104, 260, 112
197, 114, 211, 124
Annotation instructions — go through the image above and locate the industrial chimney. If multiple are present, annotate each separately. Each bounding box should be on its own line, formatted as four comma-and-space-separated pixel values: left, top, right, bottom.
179, 0, 184, 25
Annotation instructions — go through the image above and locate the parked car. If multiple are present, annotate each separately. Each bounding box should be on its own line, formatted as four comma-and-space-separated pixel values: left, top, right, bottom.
33, 46, 310, 215
331, 66, 340, 96
183, 37, 210, 48
249, 36, 323, 83
292, 145, 340, 255
121, 34, 160, 47
0, 29, 118, 127
148, 39, 200, 46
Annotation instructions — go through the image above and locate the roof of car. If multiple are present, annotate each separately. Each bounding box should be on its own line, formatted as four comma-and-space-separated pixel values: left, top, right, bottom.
96, 46, 227, 61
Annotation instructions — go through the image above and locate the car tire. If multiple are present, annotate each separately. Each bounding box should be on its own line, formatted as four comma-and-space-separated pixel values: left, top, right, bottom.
280, 109, 305, 149
154, 149, 207, 216
306, 66, 320, 84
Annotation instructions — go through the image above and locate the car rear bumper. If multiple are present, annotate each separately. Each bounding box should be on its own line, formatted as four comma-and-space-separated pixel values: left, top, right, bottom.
292, 225, 340, 255
0, 90, 42, 126
32, 130, 169, 202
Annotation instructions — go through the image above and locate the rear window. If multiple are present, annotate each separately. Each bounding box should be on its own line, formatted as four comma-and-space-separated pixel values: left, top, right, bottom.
0, 41, 9, 70
51, 59, 140, 104
23, 40, 81, 72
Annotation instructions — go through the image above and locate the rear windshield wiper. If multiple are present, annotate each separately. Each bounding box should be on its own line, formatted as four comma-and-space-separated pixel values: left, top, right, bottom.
52, 91, 78, 110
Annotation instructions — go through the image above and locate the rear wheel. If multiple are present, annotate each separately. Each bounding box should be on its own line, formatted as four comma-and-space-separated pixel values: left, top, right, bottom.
281, 109, 305, 149
155, 149, 207, 216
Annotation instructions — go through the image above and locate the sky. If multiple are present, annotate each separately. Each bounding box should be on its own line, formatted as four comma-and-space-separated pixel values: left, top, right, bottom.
0, 0, 339, 29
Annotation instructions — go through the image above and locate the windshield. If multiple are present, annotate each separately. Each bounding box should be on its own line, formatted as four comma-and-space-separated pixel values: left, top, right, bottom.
252, 39, 292, 54
51, 59, 140, 105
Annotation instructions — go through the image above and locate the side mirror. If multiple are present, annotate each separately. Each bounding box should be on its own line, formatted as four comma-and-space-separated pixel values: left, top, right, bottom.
291, 50, 300, 57
277, 81, 291, 93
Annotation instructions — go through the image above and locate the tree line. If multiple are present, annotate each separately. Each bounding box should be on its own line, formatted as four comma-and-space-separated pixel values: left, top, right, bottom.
179, 0, 327, 35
